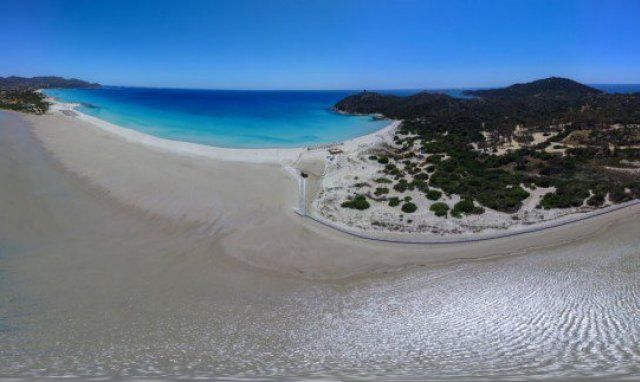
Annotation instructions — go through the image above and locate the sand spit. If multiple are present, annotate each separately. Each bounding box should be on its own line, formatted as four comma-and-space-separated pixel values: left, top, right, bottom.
18, 108, 640, 279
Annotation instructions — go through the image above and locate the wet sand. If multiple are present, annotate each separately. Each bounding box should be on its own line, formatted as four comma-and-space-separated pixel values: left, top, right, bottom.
2, 110, 640, 380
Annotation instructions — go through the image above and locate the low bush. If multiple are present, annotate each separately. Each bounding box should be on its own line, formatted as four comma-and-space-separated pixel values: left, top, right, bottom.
430, 202, 449, 217
587, 193, 605, 207
426, 155, 443, 164
540, 183, 588, 209
388, 197, 400, 207
341, 195, 370, 210
411, 179, 429, 192
393, 179, 410, 192
374, 187, 389, 196
401, 202, 418, 213
451, 199, 485, 218
426, 189, 442, 200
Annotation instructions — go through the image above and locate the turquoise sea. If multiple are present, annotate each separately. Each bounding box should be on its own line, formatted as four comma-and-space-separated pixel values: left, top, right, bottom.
43, 84, 640, 149
43, 88, 396, 149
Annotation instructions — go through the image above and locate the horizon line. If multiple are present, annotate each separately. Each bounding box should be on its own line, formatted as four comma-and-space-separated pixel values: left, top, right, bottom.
48, 82, 640, 93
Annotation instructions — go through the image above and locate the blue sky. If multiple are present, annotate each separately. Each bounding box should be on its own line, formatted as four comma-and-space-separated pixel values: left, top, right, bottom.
2, 0, 639, 89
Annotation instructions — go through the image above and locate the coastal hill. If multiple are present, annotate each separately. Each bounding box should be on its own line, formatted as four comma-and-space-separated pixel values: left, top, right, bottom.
0, 76, 100, 114
334, 77, 640, 133
322, 77, 640, 230
0, 76, 100, 91
464, 77, 603, 99
336, 91, 457, 118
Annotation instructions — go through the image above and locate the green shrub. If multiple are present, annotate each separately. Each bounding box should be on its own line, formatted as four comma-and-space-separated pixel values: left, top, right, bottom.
388, 197, 400, 207
540, 183, 588, 209
430, 202, 449, 217
587, 193, 605, 207
401, 202, 418, 213
452, 199, 485, 218
377, 156, 389, 164
368, 155, 378, 161
426, 155, 443, 164
375, 177, 392, 184
609, 186, 633, 203
476, 185, 530, 213
374, 187, 389, 196
341, 195, 370, 210
414, 172, 429, 180
393, 179, 410, 192
411, 179, 429, 192
426, 189, 442, 201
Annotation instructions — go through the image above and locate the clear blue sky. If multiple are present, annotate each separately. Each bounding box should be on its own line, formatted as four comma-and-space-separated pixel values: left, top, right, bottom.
2, 0, 639, 89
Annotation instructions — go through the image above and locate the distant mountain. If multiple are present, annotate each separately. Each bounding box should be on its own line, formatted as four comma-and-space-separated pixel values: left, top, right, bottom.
464, 77, 602, 99
0, 76, 100, 91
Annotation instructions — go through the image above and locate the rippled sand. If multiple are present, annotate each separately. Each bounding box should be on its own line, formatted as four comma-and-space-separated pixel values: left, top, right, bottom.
1, 111, 639, 380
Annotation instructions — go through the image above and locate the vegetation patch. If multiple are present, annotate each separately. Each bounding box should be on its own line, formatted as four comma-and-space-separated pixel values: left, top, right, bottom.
374, 187, 389, 196
393, 179, 410, 192
401, 202, 418, 213
388, 197, 400, 207
334, 77, 640, 222
341, 195, 370, 210
540, 183, 589, 209
430, 202, 450, 217
451, 199, 485, 218
426, 189, 442, 200
377, 156, 389, 164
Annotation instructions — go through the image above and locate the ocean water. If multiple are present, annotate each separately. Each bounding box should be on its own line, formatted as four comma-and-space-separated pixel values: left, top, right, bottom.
591, 83, 640, 93
43, 88, 392, 149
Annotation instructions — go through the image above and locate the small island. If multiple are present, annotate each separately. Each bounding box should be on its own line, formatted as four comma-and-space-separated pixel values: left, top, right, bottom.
309, 77, 640, 235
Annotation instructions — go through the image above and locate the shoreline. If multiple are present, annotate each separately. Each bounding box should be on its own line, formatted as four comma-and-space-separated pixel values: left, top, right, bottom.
10, 103, 640, 279
44, 96, 400, 165
36, 98, 640, 242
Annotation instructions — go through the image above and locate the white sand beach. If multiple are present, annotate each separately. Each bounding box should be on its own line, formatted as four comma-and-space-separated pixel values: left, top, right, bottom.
15, 103, 640, 279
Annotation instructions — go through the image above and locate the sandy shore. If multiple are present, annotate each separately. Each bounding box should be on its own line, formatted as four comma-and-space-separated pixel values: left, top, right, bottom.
16, 107, 640, 279
4, 109, 640, 379
46, 98, 399, 166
